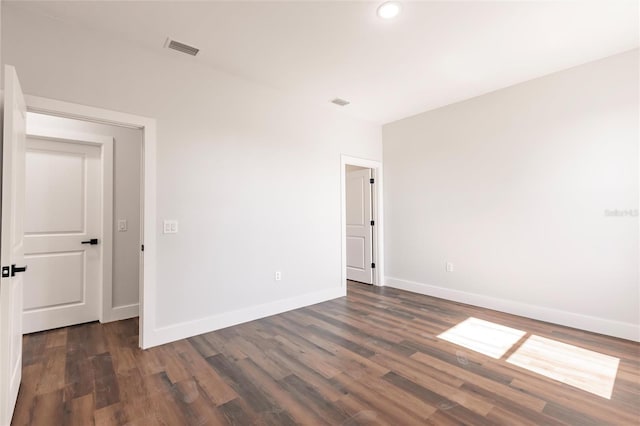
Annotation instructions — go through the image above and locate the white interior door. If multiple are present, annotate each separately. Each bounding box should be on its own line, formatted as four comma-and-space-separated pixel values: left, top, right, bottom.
346, 167, 373, 284
22, 131, 109, 334
0, 65, 27, 426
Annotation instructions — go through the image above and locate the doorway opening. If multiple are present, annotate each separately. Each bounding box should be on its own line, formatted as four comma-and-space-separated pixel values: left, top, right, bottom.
23, 113, 143, 333
341, 155, 384, 287
24, 94, 157, 349
346, 165, 374, 284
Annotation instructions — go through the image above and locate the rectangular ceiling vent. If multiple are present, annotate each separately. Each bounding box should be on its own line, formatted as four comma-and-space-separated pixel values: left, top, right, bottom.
331, 98, 350, 107
165, 38, 200, 56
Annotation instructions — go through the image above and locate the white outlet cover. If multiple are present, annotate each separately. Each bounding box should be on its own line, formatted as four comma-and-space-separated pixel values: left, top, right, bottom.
118, 219, 128, 232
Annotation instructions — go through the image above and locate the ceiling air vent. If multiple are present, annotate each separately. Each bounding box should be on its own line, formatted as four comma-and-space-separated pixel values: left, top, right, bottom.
331, 98, 350, 107
165, 38, 200, 56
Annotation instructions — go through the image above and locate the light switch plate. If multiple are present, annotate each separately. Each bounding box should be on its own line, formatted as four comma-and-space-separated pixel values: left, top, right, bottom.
118, 219, 128, 232
163, 220, 178, 234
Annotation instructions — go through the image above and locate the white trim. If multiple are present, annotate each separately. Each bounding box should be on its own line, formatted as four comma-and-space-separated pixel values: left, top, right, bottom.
150, 287, 346, 348
109, 303, 140, 322
27, 127, 111, 147
341, 155, 385, 287
101, 139, 115, 323
385, 276, 640, 342
24, 95, 156, 349
24, 125, 115, 328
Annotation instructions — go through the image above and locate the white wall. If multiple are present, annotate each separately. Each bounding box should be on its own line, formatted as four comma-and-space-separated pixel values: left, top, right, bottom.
383, 50, 639, 341
27, 113, 142, 314
2, 5, 382, 345
346, 165, 368, 173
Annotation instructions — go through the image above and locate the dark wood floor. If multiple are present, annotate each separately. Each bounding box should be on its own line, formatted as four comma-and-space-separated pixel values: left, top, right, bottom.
13, 282, 640, 425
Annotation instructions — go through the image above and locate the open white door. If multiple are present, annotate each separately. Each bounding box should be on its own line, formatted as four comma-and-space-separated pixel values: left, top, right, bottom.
346, 167, 373, 284
0, 66, 27, 425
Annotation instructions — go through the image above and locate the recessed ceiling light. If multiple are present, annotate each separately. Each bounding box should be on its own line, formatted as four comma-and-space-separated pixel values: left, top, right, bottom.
377, 1, 402, 19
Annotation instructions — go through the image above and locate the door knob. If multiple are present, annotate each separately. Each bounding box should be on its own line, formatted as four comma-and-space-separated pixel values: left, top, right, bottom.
11, 264, 27, 277
81, 238, 99, 245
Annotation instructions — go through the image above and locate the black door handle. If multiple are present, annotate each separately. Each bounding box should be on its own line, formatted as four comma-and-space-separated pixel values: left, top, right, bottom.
11, 264, 27, 277
81, 238, 99, 245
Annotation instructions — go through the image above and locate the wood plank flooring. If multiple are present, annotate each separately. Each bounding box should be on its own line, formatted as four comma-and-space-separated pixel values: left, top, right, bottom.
13, 282, 640, 425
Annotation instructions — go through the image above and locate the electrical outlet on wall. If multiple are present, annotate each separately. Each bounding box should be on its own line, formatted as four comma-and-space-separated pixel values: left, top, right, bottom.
163, 220, 178, 234
118, 219, 128, 232
275, 271, 282, 281
446, 262, 454, 272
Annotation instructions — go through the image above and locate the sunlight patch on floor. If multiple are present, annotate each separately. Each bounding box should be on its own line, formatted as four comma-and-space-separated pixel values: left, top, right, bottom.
437, 317, 526, 359
507, 335, 620, 399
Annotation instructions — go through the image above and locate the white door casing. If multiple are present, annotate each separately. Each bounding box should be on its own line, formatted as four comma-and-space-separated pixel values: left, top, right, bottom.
0, 65, 27, 426
346, 167, 373, 284
23, 95, 155, 349
23, 127, 113, 334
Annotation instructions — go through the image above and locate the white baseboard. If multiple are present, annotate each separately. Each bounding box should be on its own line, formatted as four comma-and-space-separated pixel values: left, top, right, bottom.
102, 303, 139, 323
106, 303, 139, 322
146, 286, 347, 348
384, 277, 640, 342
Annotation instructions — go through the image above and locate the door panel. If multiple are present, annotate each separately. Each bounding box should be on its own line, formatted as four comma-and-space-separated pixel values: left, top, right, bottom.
346, 176, 365, 224
23, 251, 85, 310
25, 149, 85, 233
22, 138, 102, 334
346, 237, 365, 269
0, 65, 27, 426
346, 168, 373, 284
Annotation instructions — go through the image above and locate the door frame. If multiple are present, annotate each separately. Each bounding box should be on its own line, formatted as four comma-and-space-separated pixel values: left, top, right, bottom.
23, 127, 114, 333
341, 155, 384, 287
24, 95, 157, 349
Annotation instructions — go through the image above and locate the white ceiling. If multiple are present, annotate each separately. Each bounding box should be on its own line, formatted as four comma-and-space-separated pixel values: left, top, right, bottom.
7, 1, 639, 124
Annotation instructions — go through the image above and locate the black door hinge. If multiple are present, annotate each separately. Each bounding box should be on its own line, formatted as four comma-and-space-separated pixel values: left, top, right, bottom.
371, 262, 376, 269
1, 266, 9, 278
370, 178, 374, 184
370, 220, 375, 226
141, 244, 145, 252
